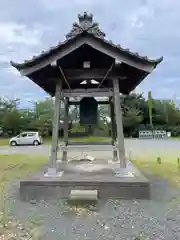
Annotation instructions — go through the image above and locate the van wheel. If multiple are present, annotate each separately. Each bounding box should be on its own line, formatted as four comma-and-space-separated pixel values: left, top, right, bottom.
33, 140, 39, 146
10, 141, 17, 146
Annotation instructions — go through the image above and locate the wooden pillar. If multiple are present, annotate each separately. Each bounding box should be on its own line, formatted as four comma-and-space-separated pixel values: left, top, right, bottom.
109, 97, 118, 161
48, 80, 62, 174
112, 78, 126, 168
62, 97, 69, 161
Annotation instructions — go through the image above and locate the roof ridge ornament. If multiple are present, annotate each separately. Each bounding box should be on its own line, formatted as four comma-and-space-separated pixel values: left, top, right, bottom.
65, 11, 106, 39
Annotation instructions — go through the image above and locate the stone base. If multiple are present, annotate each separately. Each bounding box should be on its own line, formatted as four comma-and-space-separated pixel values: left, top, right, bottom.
69, 190, 98, 201
44, 168, 64, 178
108, 159, 119, 164
113, 168, 135, 177
20, 161, 150, 201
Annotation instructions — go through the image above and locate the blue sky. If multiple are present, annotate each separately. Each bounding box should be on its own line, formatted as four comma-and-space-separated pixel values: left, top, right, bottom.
0, 0, 179, 107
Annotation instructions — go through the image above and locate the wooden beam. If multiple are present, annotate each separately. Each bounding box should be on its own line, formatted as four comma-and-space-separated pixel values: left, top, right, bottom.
63, 92, 113, 97
109, 97, 118, 162
63, 88, 111, 93
113, 77, 126, 168
60, 144, 116, 151
62, 97, 69, 162
69, 100, 109, 105
62, 88, 113, 97
48, 79, 62, 174
59, 68, 127, 80
109, 97, 117, 142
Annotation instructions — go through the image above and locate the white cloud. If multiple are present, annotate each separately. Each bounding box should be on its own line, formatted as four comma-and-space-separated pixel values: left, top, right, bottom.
6, 67, 20, 76
0, 0, 179, 106
40, 0, 104, 10
0, 21, 46, 79
0, 22, 40, 45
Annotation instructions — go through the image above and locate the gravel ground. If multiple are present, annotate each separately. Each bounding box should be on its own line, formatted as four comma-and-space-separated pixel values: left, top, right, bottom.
6, 174, 180, 240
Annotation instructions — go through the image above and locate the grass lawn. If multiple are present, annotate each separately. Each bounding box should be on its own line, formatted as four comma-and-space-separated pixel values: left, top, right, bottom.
132, 156, 180, 187
0, 155, 47, 193
0, 138, 9, 146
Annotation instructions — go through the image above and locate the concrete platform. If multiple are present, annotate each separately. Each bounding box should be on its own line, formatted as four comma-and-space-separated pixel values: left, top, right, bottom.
20, 160, 150, 201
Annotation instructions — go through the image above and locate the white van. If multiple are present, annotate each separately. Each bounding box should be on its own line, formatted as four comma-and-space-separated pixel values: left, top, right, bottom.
9, 132, 43, 146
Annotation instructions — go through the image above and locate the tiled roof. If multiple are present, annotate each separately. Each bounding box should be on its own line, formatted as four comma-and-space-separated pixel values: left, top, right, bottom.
10, 12, 163, 70
10, 31, 163, 69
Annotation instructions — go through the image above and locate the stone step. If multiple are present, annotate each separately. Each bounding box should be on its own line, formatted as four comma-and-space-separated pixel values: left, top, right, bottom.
69, 189, 98, 201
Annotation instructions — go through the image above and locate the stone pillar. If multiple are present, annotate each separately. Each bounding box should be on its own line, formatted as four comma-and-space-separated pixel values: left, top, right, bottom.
62, 97, 69, 162
112, 77, 126, 168
47, 80, 62, 175
109, 97, 118, 161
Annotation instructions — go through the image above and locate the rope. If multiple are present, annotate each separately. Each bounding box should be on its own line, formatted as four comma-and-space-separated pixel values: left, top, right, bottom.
97, 61, 114, 88
58, 65, 71, 89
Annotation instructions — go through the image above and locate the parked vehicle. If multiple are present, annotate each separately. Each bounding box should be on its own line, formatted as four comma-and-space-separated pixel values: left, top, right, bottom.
9, 132, 43, 146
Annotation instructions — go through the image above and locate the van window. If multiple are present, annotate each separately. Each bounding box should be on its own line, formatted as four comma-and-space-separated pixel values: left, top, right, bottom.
27, 133, 36, 137
21, 133, 27, 137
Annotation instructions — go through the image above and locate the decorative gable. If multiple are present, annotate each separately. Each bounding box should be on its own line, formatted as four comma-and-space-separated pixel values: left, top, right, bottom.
66, 12, 106, 39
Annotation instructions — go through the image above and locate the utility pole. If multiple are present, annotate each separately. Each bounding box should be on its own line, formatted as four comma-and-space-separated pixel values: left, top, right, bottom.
148, 91, 153, 127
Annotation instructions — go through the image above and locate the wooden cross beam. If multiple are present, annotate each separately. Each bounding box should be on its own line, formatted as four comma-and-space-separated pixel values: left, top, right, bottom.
62, 88, 113, 97
52, 68, 127, 81
68, 100, 109, 105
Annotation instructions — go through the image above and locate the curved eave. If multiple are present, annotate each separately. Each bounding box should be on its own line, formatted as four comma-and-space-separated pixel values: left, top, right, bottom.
10, 60, 24, 70
10, 32, 163, 72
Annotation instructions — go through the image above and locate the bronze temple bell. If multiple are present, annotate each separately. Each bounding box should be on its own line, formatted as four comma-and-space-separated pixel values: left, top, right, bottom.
80, 97, 98, 125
